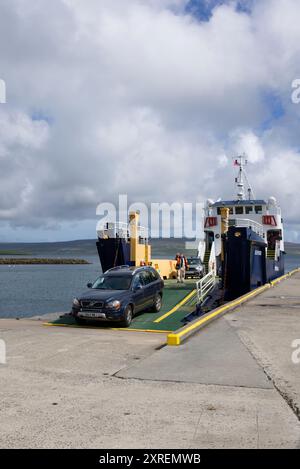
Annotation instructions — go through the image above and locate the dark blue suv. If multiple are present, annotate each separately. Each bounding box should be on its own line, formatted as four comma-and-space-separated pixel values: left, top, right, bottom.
71, 265, 164, 327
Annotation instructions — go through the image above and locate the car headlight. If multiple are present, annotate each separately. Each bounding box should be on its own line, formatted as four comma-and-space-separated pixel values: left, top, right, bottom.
196, 266, 202, 271
73, 298, 80, 307
106, 300, 121, 310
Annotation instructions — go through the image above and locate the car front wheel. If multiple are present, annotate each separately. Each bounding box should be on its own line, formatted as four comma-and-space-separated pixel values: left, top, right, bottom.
152, 294, 162, 312
119, 305, 133, 327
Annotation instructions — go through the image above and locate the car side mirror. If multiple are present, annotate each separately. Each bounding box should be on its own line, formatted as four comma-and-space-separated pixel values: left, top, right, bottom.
87, 282, 93, 288
133, 284, 143, 292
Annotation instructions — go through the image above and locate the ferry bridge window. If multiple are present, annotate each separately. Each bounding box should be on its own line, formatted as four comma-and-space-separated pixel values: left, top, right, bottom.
235, 207, 244, 215
217, 207, 233, 215
246, 206, 253, 214
255, 205, 263, 214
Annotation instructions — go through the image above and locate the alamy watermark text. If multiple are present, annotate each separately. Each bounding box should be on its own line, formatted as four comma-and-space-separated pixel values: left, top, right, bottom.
0, 78, 6, 103
0, 339, 6, 364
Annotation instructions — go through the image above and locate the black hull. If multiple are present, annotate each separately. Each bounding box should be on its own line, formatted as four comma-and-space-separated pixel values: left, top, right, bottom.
96, 238, 132, 273
224, 226, 285, 301
266, 256, 285, 282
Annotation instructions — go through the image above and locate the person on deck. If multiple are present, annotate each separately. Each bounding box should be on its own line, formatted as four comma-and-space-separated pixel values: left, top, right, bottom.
175, 253, 188, 283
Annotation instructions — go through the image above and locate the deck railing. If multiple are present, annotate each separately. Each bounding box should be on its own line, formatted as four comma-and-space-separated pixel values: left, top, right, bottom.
229, 218, 264, 238
97, 222, 148, 240
196, 271, 216, 304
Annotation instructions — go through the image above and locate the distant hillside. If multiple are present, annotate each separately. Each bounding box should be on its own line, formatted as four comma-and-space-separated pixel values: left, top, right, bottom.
285, 242, 300, 255
0, 239, 299, 258
0, 240, 98, 257
0, 238, 195, 258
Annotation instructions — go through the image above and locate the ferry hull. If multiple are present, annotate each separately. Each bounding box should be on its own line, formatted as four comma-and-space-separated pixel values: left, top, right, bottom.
224, 226, 285, 301
266, 255, 285, 282
96, 238, 132, 273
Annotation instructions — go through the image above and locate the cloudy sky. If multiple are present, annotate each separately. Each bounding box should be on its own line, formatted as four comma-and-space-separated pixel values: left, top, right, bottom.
0, 0, 300, 242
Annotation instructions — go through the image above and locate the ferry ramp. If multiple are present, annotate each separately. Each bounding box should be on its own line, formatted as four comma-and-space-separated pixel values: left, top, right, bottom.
45, 280, 197, 332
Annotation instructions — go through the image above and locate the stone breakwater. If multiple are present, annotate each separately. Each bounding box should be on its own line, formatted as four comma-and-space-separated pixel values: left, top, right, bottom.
0, 258, 91, 265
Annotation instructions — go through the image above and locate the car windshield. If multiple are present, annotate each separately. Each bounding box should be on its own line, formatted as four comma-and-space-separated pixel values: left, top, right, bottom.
188, 258, 201, 266
92, 275, 132, 290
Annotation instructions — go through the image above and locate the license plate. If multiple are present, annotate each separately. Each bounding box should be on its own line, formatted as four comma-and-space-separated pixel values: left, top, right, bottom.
79, 311, 106, 318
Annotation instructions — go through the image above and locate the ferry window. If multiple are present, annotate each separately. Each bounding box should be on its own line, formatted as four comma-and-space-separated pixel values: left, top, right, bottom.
255, 205, 263, 214
246, 206, 253, 214
235, 207, 244, 215
217, 207, 233, 215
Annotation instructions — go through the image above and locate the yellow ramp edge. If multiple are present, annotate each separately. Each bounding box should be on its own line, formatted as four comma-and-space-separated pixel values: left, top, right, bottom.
43, 323, 171, 334
44, 268, 300, 342
154, 289, 197, 323
167, 268, 300, 346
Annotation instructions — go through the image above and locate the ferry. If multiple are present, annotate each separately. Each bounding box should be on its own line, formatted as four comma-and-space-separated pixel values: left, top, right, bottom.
96, 154, 285, 303
200, 155, 285, 300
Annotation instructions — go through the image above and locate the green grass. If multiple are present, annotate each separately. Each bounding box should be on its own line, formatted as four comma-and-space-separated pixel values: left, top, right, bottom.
0, 250, 30, 256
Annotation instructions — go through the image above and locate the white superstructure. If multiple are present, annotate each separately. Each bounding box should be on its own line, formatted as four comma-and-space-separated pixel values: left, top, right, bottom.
198, 155, 285, 272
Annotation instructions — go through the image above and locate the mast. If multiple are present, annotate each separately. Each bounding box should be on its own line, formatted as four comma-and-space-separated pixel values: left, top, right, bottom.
233, 154, 255, 201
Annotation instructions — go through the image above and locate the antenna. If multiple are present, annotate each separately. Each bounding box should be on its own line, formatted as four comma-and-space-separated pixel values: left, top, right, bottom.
232, 154, 255, 200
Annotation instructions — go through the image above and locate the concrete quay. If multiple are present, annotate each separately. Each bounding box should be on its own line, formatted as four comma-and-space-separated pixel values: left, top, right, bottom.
1, 273, 300, 448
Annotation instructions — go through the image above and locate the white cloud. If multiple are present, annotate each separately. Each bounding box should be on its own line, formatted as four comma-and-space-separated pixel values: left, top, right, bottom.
0, 110, 49, 150
231, 130, 265, 163
0, 0, 300, 240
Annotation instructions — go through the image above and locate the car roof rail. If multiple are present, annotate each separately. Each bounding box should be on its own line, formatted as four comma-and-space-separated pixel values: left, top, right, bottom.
104, 265, 130, 273
132, 266, 150, 274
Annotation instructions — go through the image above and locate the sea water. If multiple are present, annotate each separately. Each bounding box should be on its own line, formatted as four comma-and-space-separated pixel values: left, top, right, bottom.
0, 254, 299, 318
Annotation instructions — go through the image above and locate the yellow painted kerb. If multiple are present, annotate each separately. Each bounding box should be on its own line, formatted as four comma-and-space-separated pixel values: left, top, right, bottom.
167, 267, 300, 346
270, 267, 300, 286
167, 283, 271, 346
167, 333, 181, 346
